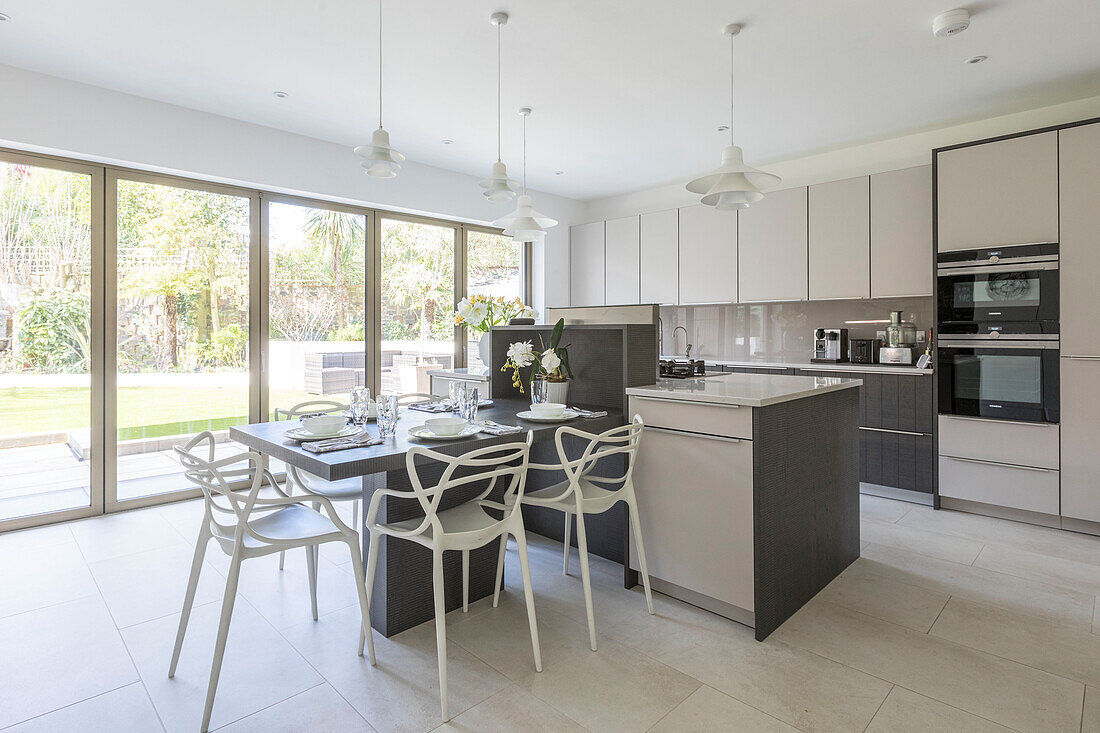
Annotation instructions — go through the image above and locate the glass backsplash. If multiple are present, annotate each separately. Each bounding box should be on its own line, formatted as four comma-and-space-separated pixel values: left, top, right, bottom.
659, 297, 933, 363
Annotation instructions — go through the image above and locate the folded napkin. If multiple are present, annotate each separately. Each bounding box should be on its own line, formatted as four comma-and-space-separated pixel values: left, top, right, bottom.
301, 432, 384, 453
408, 402, 452, 413
477, 420, 525, 436
569, 407, 608, 418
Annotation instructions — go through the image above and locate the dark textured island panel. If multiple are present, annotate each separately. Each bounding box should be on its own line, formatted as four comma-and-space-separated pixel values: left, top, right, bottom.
751, 387, 861, 641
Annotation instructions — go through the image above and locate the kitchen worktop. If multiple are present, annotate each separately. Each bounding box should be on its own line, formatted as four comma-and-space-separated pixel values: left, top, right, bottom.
626, 372, 861, 408
659, 355, 932, 376
426, 367, 491, 381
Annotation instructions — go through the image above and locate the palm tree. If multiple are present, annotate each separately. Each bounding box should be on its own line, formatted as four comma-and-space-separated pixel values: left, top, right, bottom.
304, 209, 364, 330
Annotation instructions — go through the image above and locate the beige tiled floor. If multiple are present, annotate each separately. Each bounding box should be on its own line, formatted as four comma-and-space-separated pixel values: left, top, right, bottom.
1, 493, 1099, 732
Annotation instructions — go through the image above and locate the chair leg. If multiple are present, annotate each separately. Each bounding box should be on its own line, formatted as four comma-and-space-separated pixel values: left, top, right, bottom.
347, 537, 375, 664
574, 512, 598, 651
492, 534, 507, 608
432, 548, 449, 722
169, 525, 210, 678
363, 531, 381, 666
305, 544, 319, 622
278, 551, 285, 571
627, 496, 655, 614
563, 512, 571, 575
352, 499, 360, 531
461, 549, 470, 613
512, 529, 543, 672
200, 553, 243, 733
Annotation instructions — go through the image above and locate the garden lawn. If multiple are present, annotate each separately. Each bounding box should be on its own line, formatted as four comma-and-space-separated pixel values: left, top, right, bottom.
4, 385, 324, 439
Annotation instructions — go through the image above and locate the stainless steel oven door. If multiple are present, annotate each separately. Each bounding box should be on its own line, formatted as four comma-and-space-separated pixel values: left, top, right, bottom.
937, 339, 1059, 423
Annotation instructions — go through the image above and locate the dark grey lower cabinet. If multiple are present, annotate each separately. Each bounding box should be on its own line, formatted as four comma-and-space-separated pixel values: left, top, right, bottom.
859, 428, 933, 493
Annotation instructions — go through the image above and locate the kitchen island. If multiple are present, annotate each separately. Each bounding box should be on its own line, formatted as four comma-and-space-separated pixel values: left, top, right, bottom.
626, 373, 862, 640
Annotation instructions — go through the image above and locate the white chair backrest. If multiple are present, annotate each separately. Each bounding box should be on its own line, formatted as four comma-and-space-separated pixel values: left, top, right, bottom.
395, 392, 436, 406
403, 433, 533, 537
549, 416, 645, 501
275, 399, 348, 421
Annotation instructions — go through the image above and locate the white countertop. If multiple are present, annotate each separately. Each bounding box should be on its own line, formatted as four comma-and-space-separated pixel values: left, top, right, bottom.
426, 367, 491, 381
627, 372, 862, 408
660, 355, 932, 376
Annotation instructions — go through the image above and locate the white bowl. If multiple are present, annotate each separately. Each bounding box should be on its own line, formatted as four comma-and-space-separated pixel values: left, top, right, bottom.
529, 402, 566, 417
300, 415, 348, 435
425, 417, 467, 436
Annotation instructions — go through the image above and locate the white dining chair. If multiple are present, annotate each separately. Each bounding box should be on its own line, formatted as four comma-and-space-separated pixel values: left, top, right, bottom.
170, 432, 373, 733
495, 416, 652, 651
395, 392, 436, 405
363, 433, 541, 721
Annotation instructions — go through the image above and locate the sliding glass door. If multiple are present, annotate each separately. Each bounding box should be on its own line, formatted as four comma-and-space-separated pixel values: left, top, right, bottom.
108, 173, 258, 505
464, 228, 526, 369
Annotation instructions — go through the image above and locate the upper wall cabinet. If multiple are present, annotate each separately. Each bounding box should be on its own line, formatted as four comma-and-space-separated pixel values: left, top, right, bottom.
678, 204, 736, 304
871, 165, 932, 298
1059, 122, 1100, 357
604, 215, 640, 305
809, 176, 870, 300
738, 186, 808, 303
936, 131, 1058, 252
569, 221, 605, 307
640, 209, 678, 305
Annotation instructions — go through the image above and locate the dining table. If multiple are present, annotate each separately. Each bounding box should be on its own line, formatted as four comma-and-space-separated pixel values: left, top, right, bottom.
229, 397, 628, 637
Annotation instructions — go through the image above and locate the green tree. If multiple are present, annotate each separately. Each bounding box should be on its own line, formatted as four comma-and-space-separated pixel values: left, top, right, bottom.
382, 221, 454, 362
304, 208, 364, 330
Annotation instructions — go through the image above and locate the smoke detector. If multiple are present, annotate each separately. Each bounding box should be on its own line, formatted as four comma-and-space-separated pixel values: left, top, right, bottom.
932, 8, 971, 38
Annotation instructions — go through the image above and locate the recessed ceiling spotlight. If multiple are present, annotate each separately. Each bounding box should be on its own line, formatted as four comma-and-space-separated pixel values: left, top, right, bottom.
965, 54, 988, 64
0, 12, 11, 21
441, 139, 454, 145
717, 125, 729, 133
273, 90, 289, 99
932, 8, 971, 38
554, 170, 564, 176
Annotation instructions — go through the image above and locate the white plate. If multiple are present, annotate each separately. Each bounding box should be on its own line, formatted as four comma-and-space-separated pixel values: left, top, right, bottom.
407, 423, 483, 441
284, 424, 359, 441
515, 409, 579, 423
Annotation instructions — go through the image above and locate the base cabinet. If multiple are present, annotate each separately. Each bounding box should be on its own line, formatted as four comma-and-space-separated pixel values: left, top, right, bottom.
1061, 357, 1100, 522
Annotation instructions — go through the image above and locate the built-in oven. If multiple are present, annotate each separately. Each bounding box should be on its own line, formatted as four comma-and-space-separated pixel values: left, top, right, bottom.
936, 243, 1058, 336
937, 337, 1059, 423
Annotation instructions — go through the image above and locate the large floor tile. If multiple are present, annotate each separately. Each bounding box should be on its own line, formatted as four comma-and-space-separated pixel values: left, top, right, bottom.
649, 685, 799, 733
930, 596, 1100, 687
432, 685, 586, 733
772, 599, 1084, 733
818, 566, 950, 632
1084, 686, 1100, 733
859, 543, 1096, 629
898, 506, 1100, 566
860, 518, 984, 565
281, 603, 509, 733
227, 550, 361, 630
3, 683, 164, 733
89, 542, 226, 628
0, 539, 99, 619
864, 687, 1015, 733
215, 683, 373, 733
70, 508, 187, 563
974, 543, 1100, 596
657, 622, 891, 733
859, 494, 913, 523
0, 596, 139, 729
122, 597, 322, 733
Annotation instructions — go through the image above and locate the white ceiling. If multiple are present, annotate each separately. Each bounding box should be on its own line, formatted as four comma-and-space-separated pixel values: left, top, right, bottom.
1, 0, 1099, 200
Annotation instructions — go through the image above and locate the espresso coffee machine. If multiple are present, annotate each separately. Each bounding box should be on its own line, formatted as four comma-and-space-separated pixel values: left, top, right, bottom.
812, 328, 849, 363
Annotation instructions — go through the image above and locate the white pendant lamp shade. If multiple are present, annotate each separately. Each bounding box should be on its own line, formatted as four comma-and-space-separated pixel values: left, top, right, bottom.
687, 23, 779, 209
354, 0, 403, 178
687, 145, 780, 210
493, 194, 557, 242
479, 160, 519, 202
355, 128, 405, 178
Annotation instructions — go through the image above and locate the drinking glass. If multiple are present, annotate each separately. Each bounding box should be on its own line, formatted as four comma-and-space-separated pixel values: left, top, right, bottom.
350, 387, 371, 424
449, 380, 466, 411
376, 394, 398, 438
459, 387, 479, 422
530, 377, 548, 405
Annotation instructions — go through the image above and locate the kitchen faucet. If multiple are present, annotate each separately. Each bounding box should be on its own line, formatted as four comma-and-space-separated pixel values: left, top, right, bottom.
672, 326, 692, 359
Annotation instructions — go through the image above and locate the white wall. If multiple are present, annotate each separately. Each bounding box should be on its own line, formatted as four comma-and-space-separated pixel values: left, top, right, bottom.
583, 94, 1100, 222
0, 63, 581, 313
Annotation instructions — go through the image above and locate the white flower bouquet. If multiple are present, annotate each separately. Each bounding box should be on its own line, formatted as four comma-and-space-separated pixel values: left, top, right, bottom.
500, 318, 573, 393
454, 295, 537, 336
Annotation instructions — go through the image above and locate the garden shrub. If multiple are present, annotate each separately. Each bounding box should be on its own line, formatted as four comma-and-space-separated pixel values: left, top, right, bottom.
328, 322, 365, 341
16, 289, 90, 372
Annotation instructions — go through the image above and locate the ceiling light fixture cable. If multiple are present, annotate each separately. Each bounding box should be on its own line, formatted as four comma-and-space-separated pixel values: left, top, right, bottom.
353, 0, 405, 178
492, 106, 557, 242
479, 12, 518, 202
685, 23, 780, 210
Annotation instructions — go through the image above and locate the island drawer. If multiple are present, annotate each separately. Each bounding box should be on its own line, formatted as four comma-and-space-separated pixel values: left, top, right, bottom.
629, 395, 753, 440
938, 455, 1060, 515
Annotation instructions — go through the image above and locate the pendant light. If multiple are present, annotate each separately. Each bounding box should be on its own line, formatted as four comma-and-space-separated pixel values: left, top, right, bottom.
493, 107, 557, 242
686, 24, 779, 210
478, 12, 519, 202
354, 0, 405, 178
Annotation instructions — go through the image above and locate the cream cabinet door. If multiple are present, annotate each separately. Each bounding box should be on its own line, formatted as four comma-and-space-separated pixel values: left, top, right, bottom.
1059, 123, 1100, 358
603, 215, 640, 305
809, 176, 870, 300
937, 131, 1058, 251
640, 209, 678, 305
737, 186, 808, 302
871, 166, 932, 298
1060, 357, 1100, 522
569, 222, 605, 306
677, 204, 736, 304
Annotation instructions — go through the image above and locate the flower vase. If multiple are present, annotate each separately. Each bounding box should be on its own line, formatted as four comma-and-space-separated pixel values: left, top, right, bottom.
532, 376, 570, 404
477, 332, 491, 368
